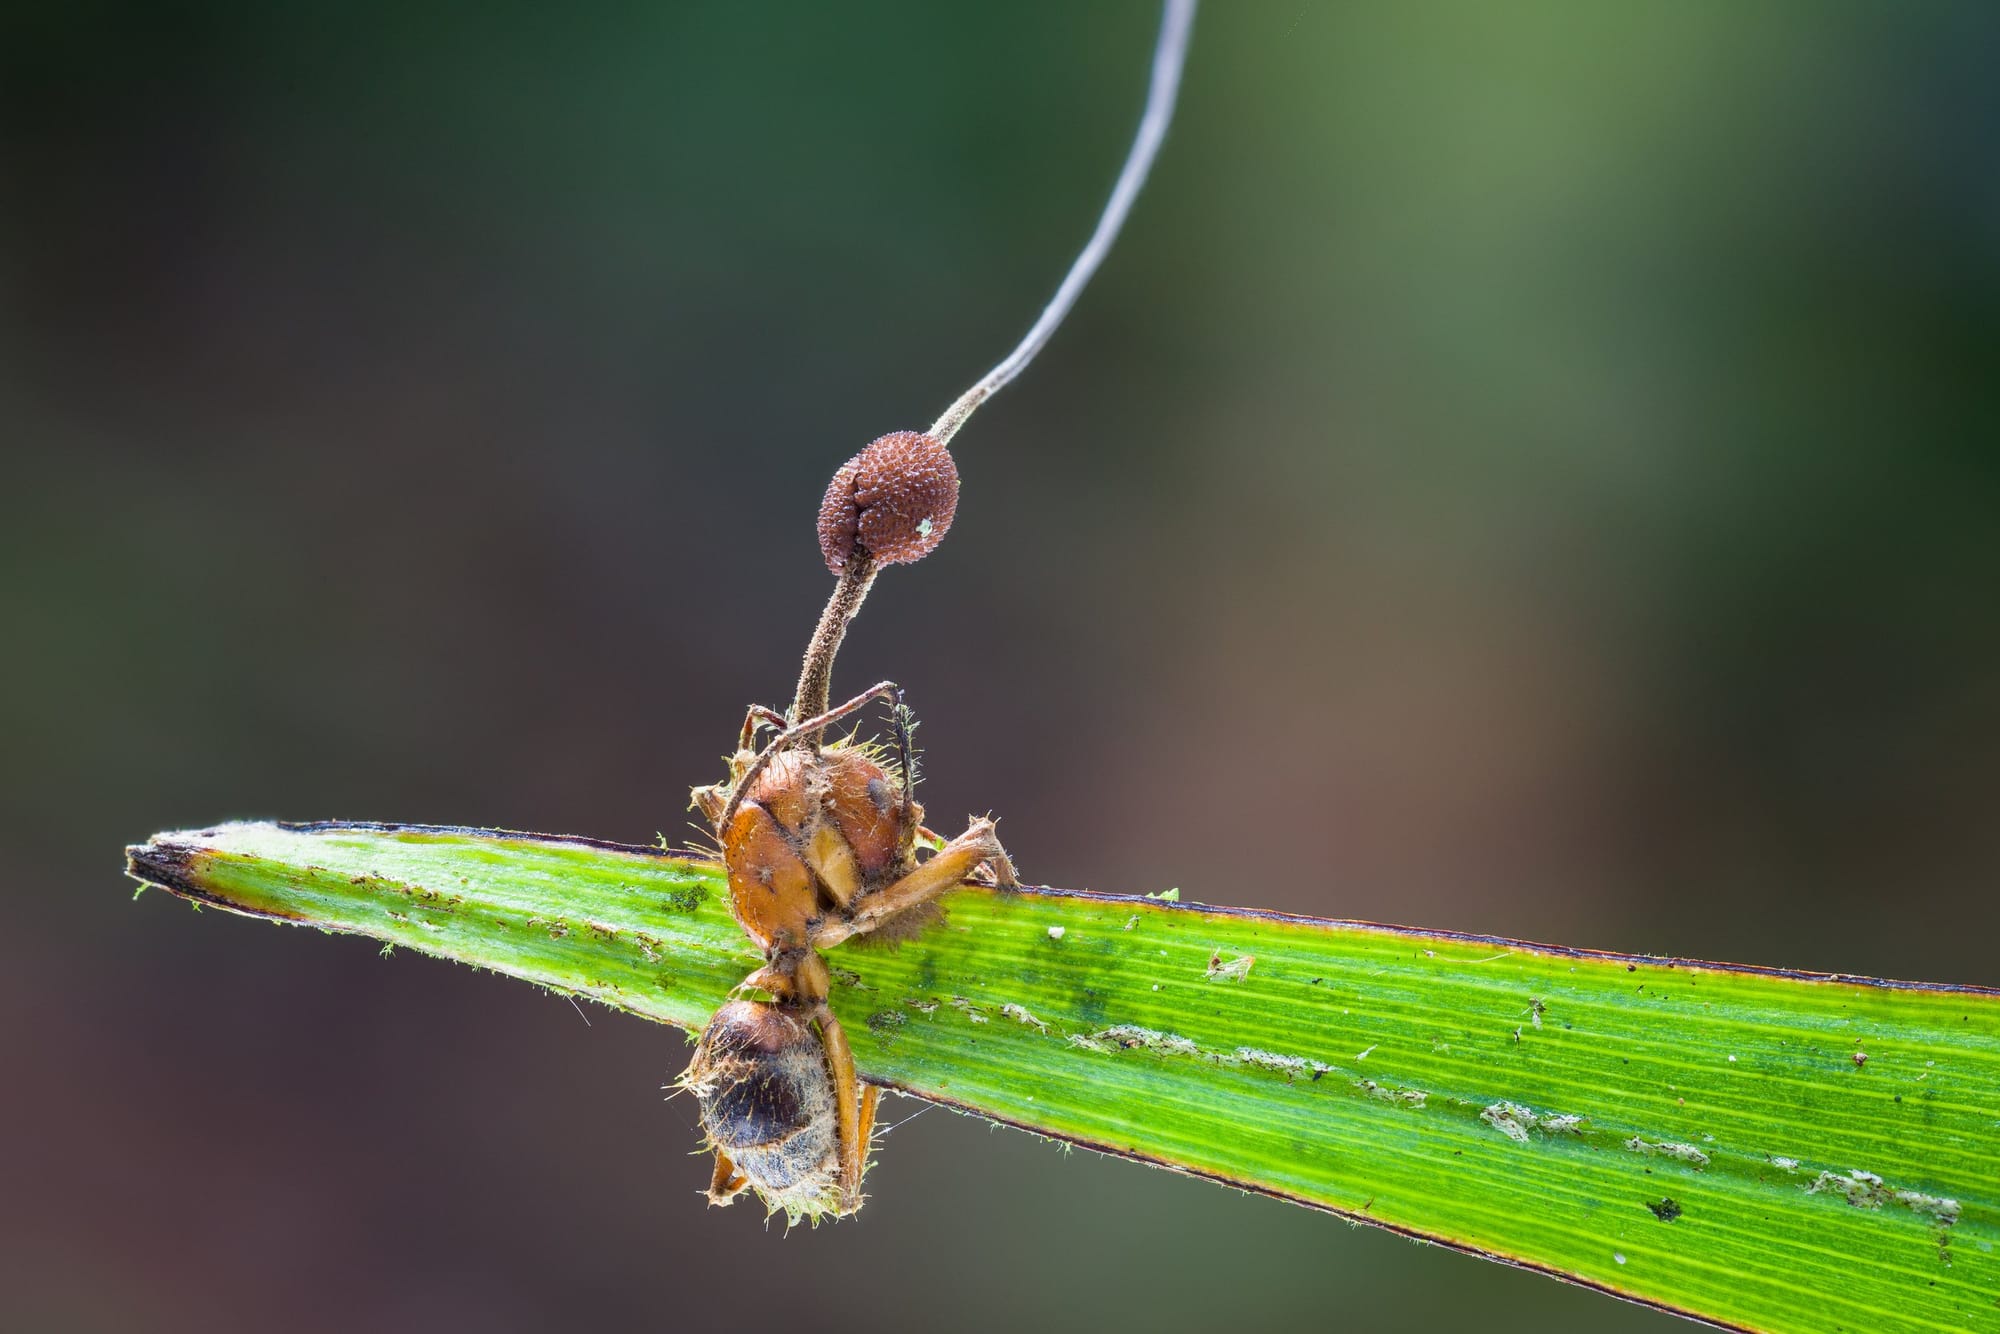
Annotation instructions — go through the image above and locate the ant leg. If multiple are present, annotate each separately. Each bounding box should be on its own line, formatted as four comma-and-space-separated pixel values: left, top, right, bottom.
783, 681, 901, 747
913, 822, 1016, 888
814, 1005, 868, 1215
853, 1082, 882, 1193
833, 817, 1017, 944
857, 1083, 881, 1158
966, 856, 1013, 887
707, 1149, 750, 1206
690, 783, 727, 826
737, 704, 790, 753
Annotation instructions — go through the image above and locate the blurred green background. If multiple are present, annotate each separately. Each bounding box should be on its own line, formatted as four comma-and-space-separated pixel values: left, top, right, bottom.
4, 2, 1996, 1330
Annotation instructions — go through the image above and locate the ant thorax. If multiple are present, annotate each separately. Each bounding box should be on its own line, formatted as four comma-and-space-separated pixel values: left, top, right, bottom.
699, 740, 922, 963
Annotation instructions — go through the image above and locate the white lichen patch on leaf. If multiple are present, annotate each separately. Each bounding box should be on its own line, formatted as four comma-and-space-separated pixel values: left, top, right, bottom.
1625, 1137, 1711, 1169
1358, 1079, 1428, 1107
1893, 1190, 1961, 1225
1481, 1102, 1584, 1142
1081, 1027, 1353, 1089
1806, 1169, 1961, 1225
1236, 1048, 1332, 1081
1481, 1102, 1531, 1142
1092, 1024, 1202, 1057
1001, 1003, 1049, 1034
948, 996, 990, 1024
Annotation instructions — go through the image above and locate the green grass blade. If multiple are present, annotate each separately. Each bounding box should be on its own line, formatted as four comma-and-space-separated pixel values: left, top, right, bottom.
126, 821, 2000, 1333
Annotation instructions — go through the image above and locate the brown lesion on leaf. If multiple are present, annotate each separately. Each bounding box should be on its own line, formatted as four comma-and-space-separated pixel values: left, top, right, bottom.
125, 837, 203, 897
124, 836, 312, 922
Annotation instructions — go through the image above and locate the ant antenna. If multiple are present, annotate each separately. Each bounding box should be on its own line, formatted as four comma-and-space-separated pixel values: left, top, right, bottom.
791, 0, 1197, 735
889, 688, 920, 829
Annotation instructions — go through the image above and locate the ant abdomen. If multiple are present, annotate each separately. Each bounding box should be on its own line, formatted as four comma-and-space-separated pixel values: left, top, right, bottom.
686, 1000, 840, 1210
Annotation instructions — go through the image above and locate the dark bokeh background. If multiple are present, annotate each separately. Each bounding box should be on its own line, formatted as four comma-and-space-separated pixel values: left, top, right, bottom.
4, 2, 1997, 1330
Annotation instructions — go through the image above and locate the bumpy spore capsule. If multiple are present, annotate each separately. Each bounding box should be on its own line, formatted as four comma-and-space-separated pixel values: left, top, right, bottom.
817, 431, 959, 573
687, 1001, 839, 1211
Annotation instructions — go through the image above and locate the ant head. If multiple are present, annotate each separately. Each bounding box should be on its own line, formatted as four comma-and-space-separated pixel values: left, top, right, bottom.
817, 431, 959, 573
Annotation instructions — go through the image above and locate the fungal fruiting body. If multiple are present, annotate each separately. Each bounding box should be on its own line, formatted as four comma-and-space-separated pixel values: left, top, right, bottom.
818, 431, 959, 573
680, 0, 1195, 1223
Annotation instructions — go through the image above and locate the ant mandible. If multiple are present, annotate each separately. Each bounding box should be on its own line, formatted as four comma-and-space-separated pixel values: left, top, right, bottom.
678, 0, 1195, 1223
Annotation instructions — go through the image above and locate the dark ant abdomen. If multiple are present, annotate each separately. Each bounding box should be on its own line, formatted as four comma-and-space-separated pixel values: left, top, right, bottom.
686, 1000, 839, 1198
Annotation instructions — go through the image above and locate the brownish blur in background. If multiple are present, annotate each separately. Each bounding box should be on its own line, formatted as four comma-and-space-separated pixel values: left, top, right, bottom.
4, 3, 1996, 1331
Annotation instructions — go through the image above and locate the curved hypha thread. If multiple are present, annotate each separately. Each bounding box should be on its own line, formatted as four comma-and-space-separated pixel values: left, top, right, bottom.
792, 0, 1197, 733
926, 0, 1198, 448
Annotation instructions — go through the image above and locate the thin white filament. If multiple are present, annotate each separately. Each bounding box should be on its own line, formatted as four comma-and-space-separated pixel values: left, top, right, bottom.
927, 0, 1197, 446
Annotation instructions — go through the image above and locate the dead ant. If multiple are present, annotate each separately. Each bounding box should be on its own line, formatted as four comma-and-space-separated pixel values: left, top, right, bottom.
678, 0, 1197, 1223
